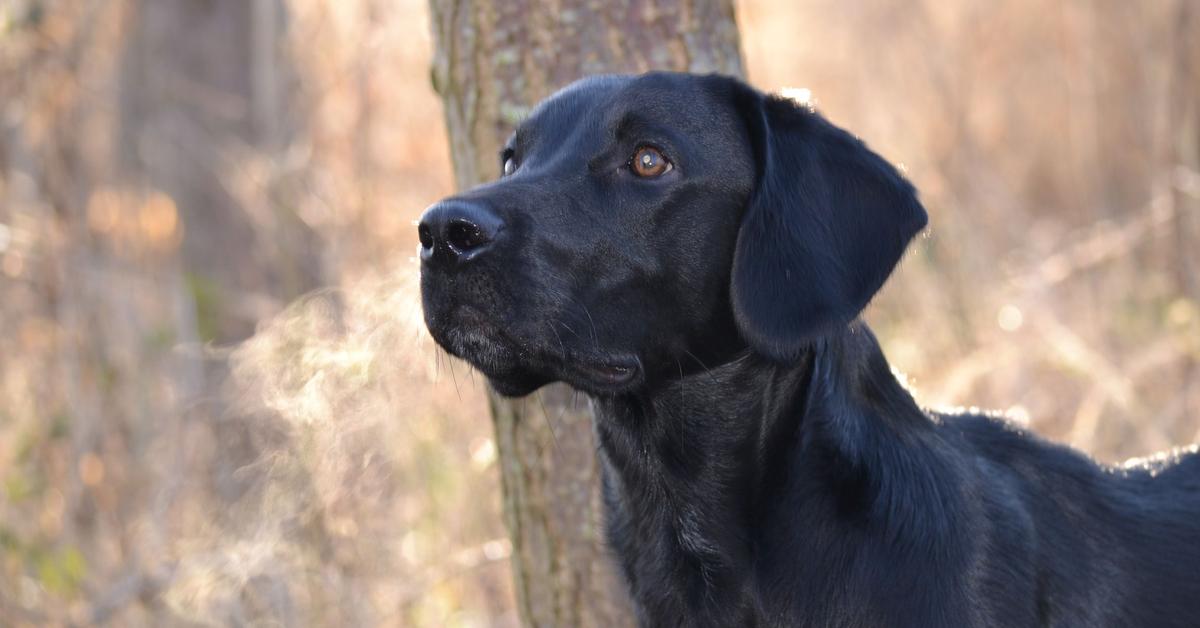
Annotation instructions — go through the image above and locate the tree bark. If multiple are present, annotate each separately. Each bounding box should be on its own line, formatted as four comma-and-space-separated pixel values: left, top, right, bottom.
426, 2, 744, 625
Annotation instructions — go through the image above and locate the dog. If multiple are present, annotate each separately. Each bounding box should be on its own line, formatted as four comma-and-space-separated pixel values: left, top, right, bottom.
418, 72, 1200, 627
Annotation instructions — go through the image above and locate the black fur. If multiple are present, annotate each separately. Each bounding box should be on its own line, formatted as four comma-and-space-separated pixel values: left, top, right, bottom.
419, 72, 1200, 627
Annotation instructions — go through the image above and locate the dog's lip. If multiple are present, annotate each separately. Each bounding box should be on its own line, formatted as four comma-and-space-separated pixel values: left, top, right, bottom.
566, 354, 641, 391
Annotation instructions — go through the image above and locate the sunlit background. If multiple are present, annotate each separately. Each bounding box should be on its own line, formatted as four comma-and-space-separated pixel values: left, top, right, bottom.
1, 0, 1197, 625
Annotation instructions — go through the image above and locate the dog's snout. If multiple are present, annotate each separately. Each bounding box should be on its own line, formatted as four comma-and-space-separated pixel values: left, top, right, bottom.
418, 199, 504, 265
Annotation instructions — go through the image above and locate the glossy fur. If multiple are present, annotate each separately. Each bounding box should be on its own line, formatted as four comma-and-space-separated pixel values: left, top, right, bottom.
419, 72, 1200, 627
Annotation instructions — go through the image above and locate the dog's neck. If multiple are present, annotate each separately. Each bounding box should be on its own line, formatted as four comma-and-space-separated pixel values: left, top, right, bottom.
594, 345, 813, 521
593, 321, 935, 506
590, 322, 952, 615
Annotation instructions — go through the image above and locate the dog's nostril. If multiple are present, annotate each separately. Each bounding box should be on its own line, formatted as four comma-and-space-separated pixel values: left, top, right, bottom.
418, 200, 502, 264
446, 218, 489, 251
418, 223, 434, 250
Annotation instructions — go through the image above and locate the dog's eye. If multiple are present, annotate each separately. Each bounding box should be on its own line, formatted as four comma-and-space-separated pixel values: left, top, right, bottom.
502, 156, 517, 177
630, 146, 672, 178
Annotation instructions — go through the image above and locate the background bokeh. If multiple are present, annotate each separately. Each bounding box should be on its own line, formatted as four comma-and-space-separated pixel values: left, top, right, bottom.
1, 0, 1197, 625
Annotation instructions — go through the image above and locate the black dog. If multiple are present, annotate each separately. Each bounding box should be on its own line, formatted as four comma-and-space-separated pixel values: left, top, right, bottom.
418, 72, 1200, 627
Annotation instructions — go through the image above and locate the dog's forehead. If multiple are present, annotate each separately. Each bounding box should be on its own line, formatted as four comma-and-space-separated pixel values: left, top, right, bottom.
519, 75, 630, 139
519, 73, 727, 141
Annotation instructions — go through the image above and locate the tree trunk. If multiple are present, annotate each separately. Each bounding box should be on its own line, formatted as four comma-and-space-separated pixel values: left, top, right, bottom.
426, 2, 744, 625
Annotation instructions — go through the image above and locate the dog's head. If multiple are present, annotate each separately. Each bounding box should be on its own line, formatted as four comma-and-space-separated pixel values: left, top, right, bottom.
419, 73, 926, 397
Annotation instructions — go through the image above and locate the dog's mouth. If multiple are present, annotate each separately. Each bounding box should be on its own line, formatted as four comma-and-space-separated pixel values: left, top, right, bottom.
565, 355, 641, 393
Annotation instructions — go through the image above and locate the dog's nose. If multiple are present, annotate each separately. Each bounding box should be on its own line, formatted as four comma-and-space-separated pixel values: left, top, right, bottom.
417, 199, 504, 265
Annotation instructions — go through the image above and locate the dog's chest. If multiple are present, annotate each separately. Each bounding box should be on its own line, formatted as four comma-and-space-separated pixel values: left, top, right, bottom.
598, 451, 761, 626
598, 464, 906, 627
595, 425, 986, 628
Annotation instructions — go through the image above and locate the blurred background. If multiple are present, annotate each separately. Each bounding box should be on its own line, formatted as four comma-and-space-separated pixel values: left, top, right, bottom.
0, 0, 1197, 625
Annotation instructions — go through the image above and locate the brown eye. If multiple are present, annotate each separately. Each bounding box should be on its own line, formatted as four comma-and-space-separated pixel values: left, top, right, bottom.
630, 146, 672, 178
502, 157, 517, 176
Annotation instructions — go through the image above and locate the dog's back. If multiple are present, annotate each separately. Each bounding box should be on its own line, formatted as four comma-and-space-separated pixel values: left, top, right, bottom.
951, 413, 1200, 626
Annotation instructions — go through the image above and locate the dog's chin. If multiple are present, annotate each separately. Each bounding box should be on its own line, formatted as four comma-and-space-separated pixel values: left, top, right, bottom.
460, 347, 642, 398
477, 352, 643, 397
485, 371, 552, 397
425, 315, 550, 396
438, 339, 551, 397
424, 307, 642, 397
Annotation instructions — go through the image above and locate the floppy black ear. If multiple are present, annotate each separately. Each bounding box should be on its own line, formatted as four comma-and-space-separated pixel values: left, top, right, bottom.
730, 85, 927, 363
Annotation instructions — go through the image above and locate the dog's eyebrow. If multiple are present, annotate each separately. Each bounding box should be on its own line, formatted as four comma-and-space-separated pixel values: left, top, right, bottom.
611, 111, 682, 150
613, 111, 651, 138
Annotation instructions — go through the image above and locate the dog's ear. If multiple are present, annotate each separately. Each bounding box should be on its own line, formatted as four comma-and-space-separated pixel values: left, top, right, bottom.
729, 84, 927, 363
